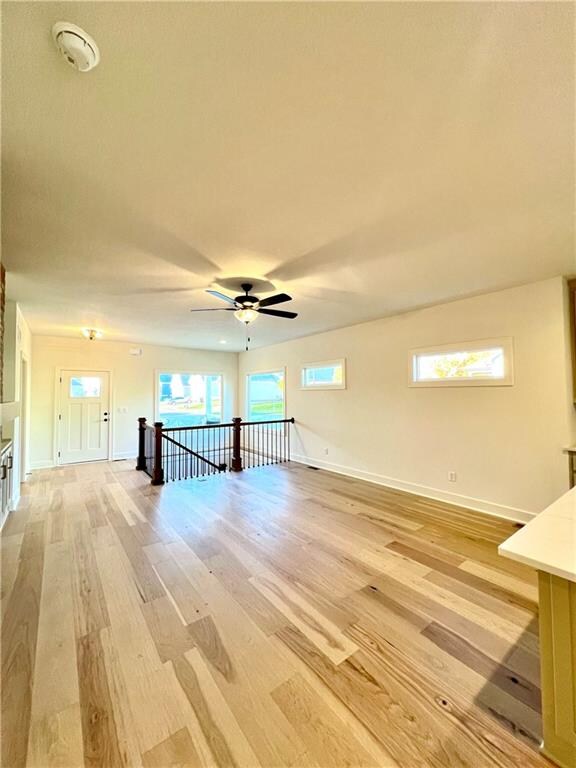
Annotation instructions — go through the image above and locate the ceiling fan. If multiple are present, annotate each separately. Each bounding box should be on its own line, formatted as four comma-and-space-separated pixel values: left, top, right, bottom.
190, 283, 298, 324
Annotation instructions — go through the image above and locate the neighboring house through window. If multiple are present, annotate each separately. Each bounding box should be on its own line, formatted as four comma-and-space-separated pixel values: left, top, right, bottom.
410, 338, 514, 386
157, 372, 223, 427
246, 370, 285, 421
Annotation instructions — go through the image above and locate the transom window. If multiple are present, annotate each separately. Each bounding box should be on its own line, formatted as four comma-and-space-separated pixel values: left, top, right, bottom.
301, 359, 346, 390
410, 338, 514, 387
246, 370, 285, 421
157, 372, 222, 427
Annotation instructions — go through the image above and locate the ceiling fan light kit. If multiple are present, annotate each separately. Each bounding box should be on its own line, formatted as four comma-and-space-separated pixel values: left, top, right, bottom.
235, 308, 259, 324
190, 282, 298, 323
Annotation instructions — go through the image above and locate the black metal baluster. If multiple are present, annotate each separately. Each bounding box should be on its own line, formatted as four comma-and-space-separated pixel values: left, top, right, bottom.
164, 432, 171, 480
163, 433, 167, 482
200, 428, 204, 477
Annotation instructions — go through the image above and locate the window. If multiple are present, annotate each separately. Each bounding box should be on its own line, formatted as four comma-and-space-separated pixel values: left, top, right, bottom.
410, 338, 514, 387
301, 359, 346, 390
246, 370, 285, 421
157, 372, 222, 427
70, 376, 101, 398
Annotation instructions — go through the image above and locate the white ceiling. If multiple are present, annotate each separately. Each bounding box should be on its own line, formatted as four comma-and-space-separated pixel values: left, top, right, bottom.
2, 1, 574, 351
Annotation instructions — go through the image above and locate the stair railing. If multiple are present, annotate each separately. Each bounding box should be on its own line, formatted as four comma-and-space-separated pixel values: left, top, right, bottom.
136, 416, 294, 484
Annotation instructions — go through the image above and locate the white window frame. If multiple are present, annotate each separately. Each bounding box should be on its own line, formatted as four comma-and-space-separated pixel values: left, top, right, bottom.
245, 367, 286, 421
409, 337, 514, 387
300, 359, 346, 390
154, 369, 225, 425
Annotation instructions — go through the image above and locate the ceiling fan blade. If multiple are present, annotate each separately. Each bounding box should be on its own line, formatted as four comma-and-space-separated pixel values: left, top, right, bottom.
257, 293, 292, 308
206, 289, 237, 305
257, 308, 298, 319
190, 307, 236, 312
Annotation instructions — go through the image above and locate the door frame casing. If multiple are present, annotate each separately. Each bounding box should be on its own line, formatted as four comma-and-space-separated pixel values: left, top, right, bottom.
19, 350, 31, 482
54, 368, 114, 466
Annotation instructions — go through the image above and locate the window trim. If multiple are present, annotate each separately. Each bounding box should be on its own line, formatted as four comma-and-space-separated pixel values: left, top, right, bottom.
245, 367, 287, 421
154, 369, 225, 425
300, 358, 346, 390
409, 337, 514, 387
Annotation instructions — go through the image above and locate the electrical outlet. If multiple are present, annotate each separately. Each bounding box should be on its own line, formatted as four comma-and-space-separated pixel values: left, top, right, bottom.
448, 471, 457, 482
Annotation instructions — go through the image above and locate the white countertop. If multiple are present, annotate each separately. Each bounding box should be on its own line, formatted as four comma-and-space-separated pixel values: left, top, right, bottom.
498, 486, 576, 582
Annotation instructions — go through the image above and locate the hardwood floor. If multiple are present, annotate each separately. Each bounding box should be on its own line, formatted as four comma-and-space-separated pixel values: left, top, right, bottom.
1, 460, 552, 767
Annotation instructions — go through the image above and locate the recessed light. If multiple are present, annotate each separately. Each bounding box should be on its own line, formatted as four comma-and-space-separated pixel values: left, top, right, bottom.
219, 339, 227, 344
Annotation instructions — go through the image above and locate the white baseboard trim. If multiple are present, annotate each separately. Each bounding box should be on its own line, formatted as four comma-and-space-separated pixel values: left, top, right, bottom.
9, 489, 21, 512
30, 460, 54, 470
291, 453, 534, 524
31, 454, 133, 470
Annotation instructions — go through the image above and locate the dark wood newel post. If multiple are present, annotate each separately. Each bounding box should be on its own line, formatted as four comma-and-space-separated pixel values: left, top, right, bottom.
151, 421, 165, 485
231, 417, 243, 472
136, 417, 147, 470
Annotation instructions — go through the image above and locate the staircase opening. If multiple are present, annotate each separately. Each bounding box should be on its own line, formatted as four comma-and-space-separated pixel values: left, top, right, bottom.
135, 416, 294, 484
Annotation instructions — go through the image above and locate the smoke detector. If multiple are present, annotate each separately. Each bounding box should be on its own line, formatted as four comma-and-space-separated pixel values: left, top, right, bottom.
52, 22, 100, 72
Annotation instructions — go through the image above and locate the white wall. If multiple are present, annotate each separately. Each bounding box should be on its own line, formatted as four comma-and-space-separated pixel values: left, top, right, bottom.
30, 336, 238, 468
2, 302, 32, 405
240, 277, 575, 521
2, 303, 33, 505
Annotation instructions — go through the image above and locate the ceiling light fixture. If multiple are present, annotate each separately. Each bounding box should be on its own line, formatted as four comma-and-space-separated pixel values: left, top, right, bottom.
234, 308, 259, 324
82, 328, 103, 340
219, 339, 227, 344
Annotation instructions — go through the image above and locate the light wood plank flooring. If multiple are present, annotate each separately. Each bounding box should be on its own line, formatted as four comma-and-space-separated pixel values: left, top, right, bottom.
1, 460, 551, 767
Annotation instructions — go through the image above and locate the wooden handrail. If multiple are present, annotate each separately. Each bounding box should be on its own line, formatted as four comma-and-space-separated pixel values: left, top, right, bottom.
239, 417, 295, 427
161, 421, 236, 432
160, 417, 294, 432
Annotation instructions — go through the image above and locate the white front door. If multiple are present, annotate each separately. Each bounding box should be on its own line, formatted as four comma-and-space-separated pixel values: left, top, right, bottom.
59, 370, 110, 464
